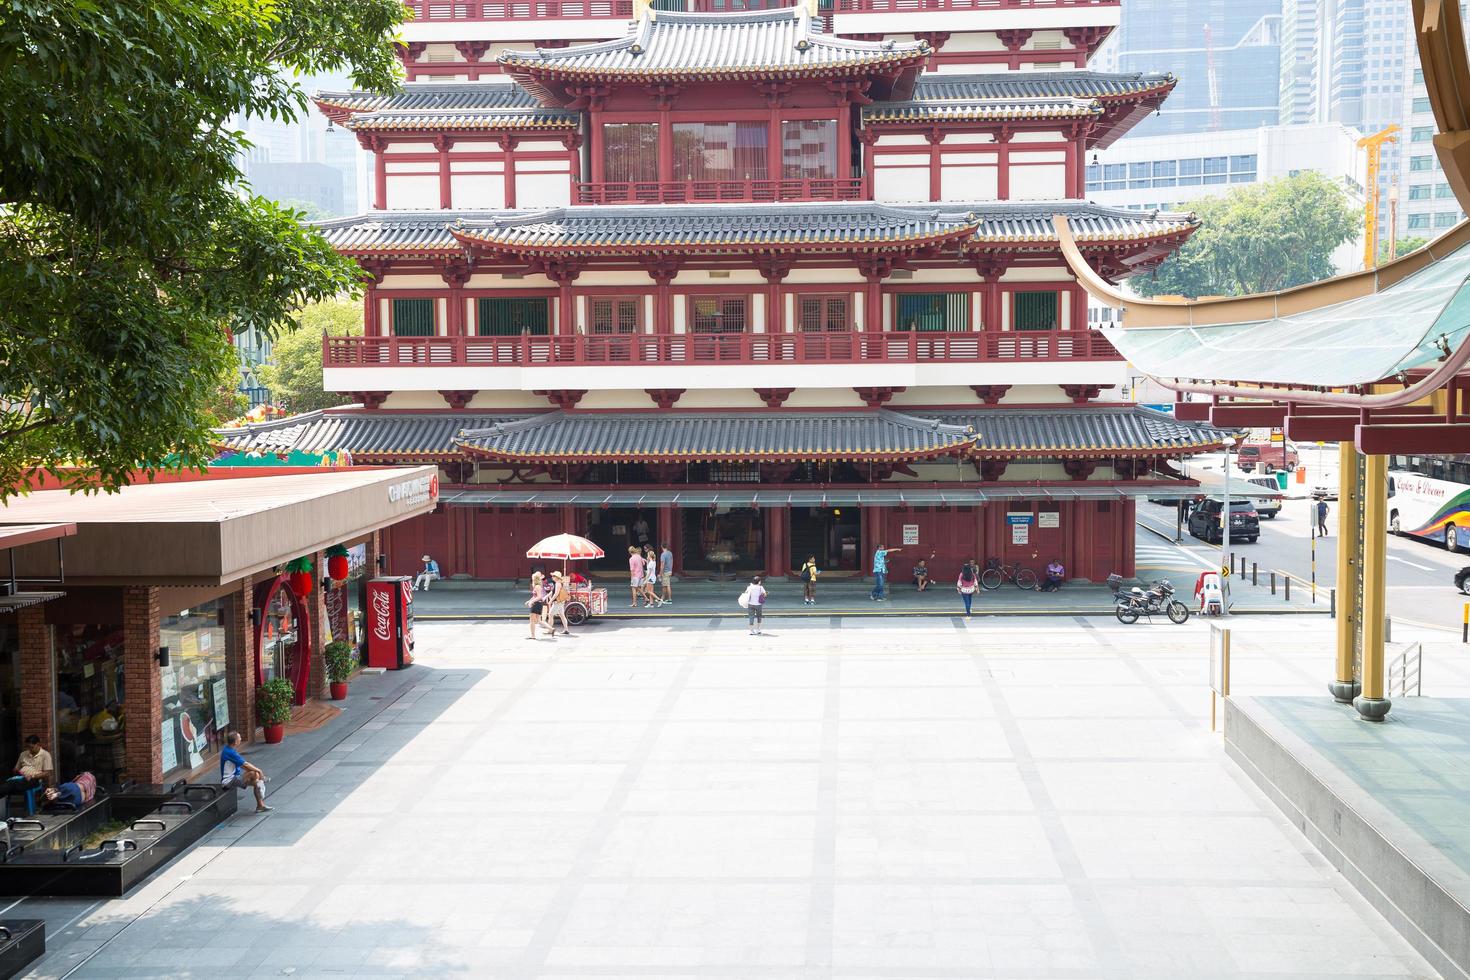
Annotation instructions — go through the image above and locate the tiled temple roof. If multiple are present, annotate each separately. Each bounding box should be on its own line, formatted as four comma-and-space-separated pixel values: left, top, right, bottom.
313, 82, 579, 132
500, 7, 927, 102
215, 406, 1231, 461
310, 202, 1196, 256
455, 410, 976, 462
870, 71, 1177, 147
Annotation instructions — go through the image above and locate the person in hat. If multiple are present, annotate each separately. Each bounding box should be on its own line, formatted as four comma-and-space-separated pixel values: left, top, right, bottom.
414, 554, 440, 591
547, 570, 574, 636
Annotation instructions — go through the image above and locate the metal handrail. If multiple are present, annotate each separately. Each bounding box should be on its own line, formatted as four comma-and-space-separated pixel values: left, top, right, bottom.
1388, 642, 1423, 698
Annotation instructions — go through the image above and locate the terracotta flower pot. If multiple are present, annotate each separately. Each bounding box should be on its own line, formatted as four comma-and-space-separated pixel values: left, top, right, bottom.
329, 681, 348, 701
263, 723, 286, 744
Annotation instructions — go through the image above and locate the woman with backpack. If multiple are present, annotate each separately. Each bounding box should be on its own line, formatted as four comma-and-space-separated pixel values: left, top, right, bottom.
956, 559, 979, 617
799, 556, 819, 605
739, 575, 767, 635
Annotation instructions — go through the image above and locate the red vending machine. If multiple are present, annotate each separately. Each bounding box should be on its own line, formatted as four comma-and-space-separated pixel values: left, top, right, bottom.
365, 576, 415, 669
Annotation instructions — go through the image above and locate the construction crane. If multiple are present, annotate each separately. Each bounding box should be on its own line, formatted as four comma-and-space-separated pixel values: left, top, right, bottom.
1359, 125, 1400, 269
1203, 23, 1221, 132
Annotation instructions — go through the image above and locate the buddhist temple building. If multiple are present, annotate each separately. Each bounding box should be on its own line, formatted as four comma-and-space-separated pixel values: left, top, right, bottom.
220, 0, 1230, 583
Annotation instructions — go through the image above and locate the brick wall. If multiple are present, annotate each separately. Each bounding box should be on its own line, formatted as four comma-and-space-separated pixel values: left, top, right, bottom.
121, 585, 162, 784
16, 605, 57, 768
224, 576, 256, 744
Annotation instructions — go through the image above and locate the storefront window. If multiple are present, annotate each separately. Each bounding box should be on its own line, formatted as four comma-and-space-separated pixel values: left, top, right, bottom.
326, 544, 369, 654
54, 624, 125, 782
159, 599, 229, 780
261, 584, 302, 689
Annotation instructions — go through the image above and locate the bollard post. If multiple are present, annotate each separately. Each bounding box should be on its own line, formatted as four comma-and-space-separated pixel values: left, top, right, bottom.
1463, 603, 1468, 643
1386, 616, 1392, 643
1331, 588, 1336, 619
1285, 575, 1291, 601
1252, 562, 1258, 586
1270, 572, 1276, 595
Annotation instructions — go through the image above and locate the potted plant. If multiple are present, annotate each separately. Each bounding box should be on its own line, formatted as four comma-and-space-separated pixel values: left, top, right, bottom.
324, 641, 357, 701
258, 677, 294, 744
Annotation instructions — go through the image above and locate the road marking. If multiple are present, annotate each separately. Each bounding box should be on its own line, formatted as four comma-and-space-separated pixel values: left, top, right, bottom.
1388, 555, 1433, 571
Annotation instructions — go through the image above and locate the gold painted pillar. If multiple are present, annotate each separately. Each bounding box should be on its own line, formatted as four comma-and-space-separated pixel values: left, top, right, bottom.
1355, 453, 1392, 721
1330, 442, 1362, 703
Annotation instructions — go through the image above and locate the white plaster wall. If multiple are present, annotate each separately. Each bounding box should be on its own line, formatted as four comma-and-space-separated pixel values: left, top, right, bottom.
516, 171, 571, 208
380, 275, 452, 289
940, 164, 998, 201
785, 268, 863, 284
420, 43, 465, 63
1010, 131, 1067, 144
875, 135, 928, 147
943, 133, 996, 146
387, 175, 439, 210
466, 273, 555, 288
383, 143, 439, 155
1008, 164, 1067, 199
874, 167, 929, 204
451, 174, 504, 209
999, 266, 1069, 283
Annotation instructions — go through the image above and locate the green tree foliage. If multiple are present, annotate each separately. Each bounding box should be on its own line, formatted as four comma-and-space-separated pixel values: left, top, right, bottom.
1381, 235, 1430, 264
0, 0, 405, 498
258, 299, 363, 414
1131, 172, 1361, 299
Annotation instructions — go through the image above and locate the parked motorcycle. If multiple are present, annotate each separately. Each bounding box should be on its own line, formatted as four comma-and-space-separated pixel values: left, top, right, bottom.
1115, 579, 1190, 625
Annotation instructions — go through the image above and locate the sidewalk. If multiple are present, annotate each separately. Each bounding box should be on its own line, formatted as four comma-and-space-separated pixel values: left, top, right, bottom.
411, 575, 1327, 619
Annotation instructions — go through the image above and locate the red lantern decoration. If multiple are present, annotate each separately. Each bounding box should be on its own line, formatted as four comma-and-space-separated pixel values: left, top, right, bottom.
289, 570, 314, 597
327, 554, 349, 581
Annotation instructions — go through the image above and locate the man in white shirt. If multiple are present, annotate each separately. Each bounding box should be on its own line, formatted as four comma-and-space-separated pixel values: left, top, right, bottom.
414, 555, 440, 591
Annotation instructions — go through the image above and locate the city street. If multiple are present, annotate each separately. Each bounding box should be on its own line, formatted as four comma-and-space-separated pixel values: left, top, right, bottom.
11, 617, 1461, 979
1136, 499, 1470, 633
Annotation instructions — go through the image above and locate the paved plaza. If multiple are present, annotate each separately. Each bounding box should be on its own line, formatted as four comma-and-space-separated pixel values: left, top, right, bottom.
13, 615, 1469, 979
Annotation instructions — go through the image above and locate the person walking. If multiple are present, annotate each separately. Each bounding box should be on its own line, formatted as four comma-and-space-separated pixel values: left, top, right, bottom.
547, 571, 574, 636
741, 575, 767, 635
527, 573, 550, 639
799, 555, 819, 605
956, 559, 979, 617
659, 543, 674, 605
1317, 498, 1330, 536
641, 547, 663, 607
870, 543, 902, 601
628, 546, 643, 607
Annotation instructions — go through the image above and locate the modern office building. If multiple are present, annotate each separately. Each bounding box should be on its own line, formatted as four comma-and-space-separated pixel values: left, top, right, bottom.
1101, 0, 1281, 137
1394, 4, 1468, 242
217, 0, 1233, 584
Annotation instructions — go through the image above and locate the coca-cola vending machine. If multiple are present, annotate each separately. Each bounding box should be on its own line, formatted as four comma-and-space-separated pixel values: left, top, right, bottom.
365, 576, 414, 669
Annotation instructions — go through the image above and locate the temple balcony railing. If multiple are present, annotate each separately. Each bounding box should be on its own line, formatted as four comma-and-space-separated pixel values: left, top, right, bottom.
402, 0, 1110, 19
574, 178, 866, 205
405, 0, 633, 21
324, 330, 1121, 369
833, 0, 1116, 10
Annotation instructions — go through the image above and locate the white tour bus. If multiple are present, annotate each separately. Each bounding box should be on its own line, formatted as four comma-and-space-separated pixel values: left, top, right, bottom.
1387, 454, 1470, 550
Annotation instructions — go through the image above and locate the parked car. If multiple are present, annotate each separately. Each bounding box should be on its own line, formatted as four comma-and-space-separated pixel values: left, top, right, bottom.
1236, 442, 1299, 474
1456, 567, 1470, 595
1245, 477, 1283, 518
1187, 498, 1261, 544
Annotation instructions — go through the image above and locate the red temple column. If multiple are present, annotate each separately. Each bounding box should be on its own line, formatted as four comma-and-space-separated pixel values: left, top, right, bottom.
499, 136, 518, 209
435, 135, 453, 209
927, 130, 943, 201
1120, 499, 1137, 578
373, 140, 387, 210
864, 275, 882, 332
667, 505, 684, 574
997, 139, 1010, 200
589, 111, 605, 184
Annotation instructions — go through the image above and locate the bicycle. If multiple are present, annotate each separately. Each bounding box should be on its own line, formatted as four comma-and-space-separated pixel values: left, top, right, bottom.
980, 558, 1038, 591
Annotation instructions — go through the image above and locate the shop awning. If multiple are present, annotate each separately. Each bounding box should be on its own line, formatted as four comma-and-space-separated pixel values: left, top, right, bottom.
440, 482, 1204, 507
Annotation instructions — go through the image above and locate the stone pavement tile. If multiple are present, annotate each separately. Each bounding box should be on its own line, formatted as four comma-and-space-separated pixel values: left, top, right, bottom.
1001, 683, 1178, 719
983, 655, 1140, 687
839, 656, 982, 688
1036, 759, 1262, 814
1064, 814, 1327, 883
832, 882, 1095, 971
835, 760, 1030, 813
672, 656, 830, 689
419, 762, 627, 813
1011, 718, 1213, 759
623, 760, 822, 812
544, 882, 810, 969
468, 721, 649, 763
647, 719, 825, 763
539, 659, 686, 690
342, 813, 601, 880
590, 813, 817, 878
840, 685, 992, 721
836, 717, 1012, 761
835, 813, 1062, 879
668, 687, 827, 722
504, 687, 673, 723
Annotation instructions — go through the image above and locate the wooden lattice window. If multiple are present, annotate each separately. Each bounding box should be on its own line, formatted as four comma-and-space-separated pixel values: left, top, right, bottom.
798, 295, 849, 332
391, 298, 435, 337
590, 297, 641, 334
689, 295, 748, 334
477, 297, 550, 336
1013, 290, 1059, 332
894, 292, 969, 332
